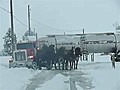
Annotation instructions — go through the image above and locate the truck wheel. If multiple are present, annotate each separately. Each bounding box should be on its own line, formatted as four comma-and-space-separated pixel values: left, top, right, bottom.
27, 66, 31, 69
9, 66, 11, 68
39, 67, 42, 70
32, 62, 38, 70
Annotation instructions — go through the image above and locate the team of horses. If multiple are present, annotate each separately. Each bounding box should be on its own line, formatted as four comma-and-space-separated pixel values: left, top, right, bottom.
35, 45, 82, 70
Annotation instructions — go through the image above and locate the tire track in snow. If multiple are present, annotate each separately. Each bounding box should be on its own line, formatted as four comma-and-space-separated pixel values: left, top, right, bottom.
61, 70, 94, 90
25, 67, 94, 90
25, 70, 59, 90
70, 78, 77, 90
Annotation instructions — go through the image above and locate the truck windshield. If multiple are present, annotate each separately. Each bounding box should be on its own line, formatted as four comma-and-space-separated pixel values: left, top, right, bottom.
17, 43, 36, 49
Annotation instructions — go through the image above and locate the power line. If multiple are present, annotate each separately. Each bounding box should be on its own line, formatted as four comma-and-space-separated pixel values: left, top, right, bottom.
0, 6, 10, 13
31, 18, 63, 31
0, 6, 62, 31
0, 6, 63, 31
14, 16, 28, 28
0, 6, 28, 28
0, 6, 82, 32
31, 18, 81, 32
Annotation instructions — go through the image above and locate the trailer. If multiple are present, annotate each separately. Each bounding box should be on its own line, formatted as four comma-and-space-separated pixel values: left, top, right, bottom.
9, 33, 120, 70
39, 33, 120, 62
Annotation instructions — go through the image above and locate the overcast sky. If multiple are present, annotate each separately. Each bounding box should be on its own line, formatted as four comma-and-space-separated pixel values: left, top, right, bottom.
0, 0, 120, 50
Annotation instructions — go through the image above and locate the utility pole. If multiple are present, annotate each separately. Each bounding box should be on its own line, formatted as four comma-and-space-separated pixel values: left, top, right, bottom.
55, 37, 57, 53
113, 33, 117, 55
83, 28, 84, 34
10, 0, 14, 57
28, 5, 31, 36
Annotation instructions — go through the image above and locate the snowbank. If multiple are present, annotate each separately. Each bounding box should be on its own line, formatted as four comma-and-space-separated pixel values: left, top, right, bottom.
0, 56, 41, 90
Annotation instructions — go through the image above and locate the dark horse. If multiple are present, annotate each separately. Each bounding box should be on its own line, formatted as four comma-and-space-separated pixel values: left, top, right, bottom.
35, 44, 55, 70
53, 46, 73, 70
35, 45, 82, 70
54, 46, 82, 70
69, 47, 82, 70
54, 47, 66, 70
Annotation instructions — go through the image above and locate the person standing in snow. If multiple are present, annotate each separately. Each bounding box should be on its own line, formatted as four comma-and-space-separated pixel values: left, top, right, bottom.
111, 54, 116, 69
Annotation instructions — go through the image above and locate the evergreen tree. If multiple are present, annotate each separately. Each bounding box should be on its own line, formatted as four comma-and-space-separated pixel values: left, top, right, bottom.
3, 28, 17, 56
22, 30, 35, 41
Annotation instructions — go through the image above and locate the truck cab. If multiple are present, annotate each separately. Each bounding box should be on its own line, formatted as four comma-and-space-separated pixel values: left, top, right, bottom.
9, 42, 37, 69
9, 50, 27, 68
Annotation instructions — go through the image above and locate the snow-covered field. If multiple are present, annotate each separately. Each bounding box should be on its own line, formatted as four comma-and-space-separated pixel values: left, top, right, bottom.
0, 54, 120, 90
0, 56, 41, 90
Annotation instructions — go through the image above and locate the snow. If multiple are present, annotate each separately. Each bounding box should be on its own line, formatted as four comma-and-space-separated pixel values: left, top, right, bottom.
36, 74, 70, 90
88, 56, 120, 90
80, 54, 120, 90
0, 56, 41, 90
91, 69, 120, 90
0, 54, 120, 90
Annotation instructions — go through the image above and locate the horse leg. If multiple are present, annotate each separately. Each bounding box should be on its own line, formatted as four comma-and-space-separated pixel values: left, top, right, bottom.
58, 60, 61, 70
71, 60, 74, 69
75, 59, 79, 69
54, 61, 57, 70
70, 61, 72, 70
62, 59, 65, 70
73, 60, 75, 69
65, 60, 68, 70
62, 63, 64, 70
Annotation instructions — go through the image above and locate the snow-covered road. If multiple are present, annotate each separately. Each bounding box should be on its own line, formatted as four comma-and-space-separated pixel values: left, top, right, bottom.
0, 55, 120, 90
25, 70, 60, 90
